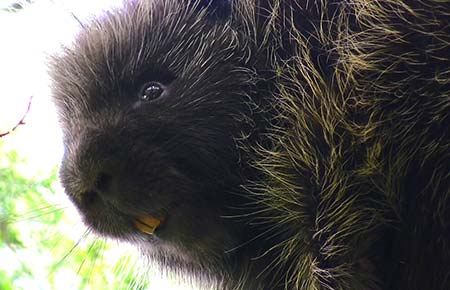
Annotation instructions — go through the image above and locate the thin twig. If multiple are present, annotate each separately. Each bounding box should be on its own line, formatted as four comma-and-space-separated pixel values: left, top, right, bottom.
0, 95, 33, 138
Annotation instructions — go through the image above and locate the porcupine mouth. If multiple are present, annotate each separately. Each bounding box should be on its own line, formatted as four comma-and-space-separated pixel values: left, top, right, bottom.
130, 204, 179, 238
134, 214, 166, 235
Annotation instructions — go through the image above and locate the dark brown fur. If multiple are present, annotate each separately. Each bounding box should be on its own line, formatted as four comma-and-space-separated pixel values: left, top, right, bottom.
49, 1, 450, 289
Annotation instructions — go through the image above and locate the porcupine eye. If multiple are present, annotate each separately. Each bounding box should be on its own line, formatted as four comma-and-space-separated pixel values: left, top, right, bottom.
139, 82, 164, 101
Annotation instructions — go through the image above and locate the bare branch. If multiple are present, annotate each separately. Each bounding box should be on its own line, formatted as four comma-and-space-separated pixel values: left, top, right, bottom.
0, 95, 33, 138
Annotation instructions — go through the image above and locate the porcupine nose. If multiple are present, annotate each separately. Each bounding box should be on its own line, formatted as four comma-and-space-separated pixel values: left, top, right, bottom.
79, 167, 118, 209
65, 123, 132, 209
76, 142, 124, 208
94, 172, 113, 193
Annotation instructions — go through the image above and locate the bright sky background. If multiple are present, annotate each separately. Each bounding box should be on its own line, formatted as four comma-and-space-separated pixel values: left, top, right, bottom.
0, 0, 123, 178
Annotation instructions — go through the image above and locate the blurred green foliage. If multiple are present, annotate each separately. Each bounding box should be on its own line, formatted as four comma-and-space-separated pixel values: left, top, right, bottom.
0, 142, 149, 290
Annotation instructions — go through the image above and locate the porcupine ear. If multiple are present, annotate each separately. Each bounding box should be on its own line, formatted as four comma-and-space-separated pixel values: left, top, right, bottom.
188, 0, 232, 19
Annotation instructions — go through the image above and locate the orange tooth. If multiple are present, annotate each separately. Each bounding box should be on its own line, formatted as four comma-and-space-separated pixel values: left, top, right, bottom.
134, 215, 162, 235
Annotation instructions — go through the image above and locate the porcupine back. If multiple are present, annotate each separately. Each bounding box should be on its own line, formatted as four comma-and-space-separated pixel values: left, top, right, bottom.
243, 1, 450, 289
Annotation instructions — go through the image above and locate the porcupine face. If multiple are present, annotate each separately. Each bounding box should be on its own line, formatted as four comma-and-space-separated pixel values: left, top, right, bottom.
50, 0, 252, 269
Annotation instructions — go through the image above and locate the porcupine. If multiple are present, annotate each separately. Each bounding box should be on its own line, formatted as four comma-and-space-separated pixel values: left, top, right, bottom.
49, 0, 450, 289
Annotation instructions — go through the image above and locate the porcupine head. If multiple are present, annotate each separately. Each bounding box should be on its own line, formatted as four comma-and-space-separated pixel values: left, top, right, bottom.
49, 0, 273, 289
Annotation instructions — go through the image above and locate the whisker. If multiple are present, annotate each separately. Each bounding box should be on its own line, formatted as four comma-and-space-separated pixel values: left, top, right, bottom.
55, 227, 92, 267
78, 237, 105, 288
4, 205, 68, 223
